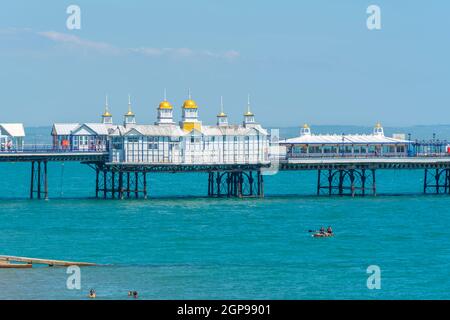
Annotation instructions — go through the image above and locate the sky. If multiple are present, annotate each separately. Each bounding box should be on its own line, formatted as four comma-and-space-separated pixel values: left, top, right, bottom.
0, 0, 449, 127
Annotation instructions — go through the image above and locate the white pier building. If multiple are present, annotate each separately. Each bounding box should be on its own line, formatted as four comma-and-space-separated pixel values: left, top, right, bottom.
280, 123, 411, 158
52, 93, 270, 165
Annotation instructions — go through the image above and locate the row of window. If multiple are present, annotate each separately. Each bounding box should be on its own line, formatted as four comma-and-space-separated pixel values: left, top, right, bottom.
291, 145, 407, 154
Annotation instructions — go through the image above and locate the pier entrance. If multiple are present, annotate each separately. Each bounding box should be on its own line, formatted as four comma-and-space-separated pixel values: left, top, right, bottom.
317, 168, 376, 196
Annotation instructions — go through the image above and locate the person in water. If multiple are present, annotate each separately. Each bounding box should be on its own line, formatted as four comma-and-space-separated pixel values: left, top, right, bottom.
327, 226, 333, 234
319, 226, 325, 234
89, 289, 96, 298
128, 290, 138, 298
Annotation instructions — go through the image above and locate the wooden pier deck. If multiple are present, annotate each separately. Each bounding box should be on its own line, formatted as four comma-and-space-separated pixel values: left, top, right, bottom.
0, 255, 97, 268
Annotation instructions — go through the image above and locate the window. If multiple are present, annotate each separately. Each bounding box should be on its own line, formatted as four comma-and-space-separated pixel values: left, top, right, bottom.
127, 137, 139, 143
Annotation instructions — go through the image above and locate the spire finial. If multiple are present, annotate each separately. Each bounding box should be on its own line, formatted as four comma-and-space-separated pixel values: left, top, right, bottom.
128, 94, 132, 113
247, 94, 251, 113
188, 88, 191, 99
105, 94, 110, 113
220, 96, 224, 114
103, 94, 112, 120
164, 88, 167, 101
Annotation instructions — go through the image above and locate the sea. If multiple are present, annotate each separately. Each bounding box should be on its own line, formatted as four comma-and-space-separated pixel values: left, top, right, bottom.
1, 125, 450, 300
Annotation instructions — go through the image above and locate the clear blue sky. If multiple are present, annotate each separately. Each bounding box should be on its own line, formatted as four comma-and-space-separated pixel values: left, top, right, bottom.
0, 0, 449, 127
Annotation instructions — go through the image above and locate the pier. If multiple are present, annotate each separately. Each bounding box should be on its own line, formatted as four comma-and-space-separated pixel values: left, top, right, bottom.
1, 107, 450, 199
3, 149, 450, 198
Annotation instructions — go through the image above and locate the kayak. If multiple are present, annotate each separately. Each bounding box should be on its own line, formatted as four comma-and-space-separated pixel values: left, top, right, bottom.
312, 232, 333, 238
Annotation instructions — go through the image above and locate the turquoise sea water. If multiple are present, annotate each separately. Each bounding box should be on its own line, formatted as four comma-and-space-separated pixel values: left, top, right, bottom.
1, 160, 450, 300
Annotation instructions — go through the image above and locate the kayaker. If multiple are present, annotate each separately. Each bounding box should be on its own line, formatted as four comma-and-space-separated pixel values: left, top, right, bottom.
327, 226, 333, 234
319, 227, 325, 234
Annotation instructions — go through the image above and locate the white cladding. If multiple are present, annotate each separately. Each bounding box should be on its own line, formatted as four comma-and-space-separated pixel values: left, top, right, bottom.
110, 124, 269, 164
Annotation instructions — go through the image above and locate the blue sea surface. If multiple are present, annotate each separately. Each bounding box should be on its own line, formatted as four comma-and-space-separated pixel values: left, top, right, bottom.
1, 161, 450, 299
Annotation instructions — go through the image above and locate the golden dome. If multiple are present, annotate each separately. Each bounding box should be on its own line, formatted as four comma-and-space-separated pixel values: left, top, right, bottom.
244, 110, 254, 116
303, 123, 309, 129
217, 111, 227, 117
182, 99, 198, 109
103, 110, 112, 117
125, 110, 135, 116
159, 101, 173, 110
375, 122, 382, 128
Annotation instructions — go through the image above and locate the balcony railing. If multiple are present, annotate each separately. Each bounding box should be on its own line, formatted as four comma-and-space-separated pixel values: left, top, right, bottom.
0, 144, 109, 154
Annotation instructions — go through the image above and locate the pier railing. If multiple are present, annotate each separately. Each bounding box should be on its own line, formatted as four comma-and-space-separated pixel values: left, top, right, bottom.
0, 144, 108, 154
280, 152, 450, 160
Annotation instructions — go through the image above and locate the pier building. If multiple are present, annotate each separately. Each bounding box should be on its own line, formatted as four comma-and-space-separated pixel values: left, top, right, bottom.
0, 123, 25, 151
52, 93, 270, 165
47, 93, 270, 199
280, 123, 411, 158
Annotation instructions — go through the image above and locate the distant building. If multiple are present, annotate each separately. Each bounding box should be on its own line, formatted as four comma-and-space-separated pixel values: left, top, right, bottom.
0, 123, 25, 151
280, 123, 411, 158
51, 93, 270, 164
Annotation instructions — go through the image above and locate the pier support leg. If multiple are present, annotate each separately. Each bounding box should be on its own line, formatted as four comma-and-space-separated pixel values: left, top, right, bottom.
317, 169, 321, 196
95, 166, 149, 199
30, 161, 35, 199
423, 168, 450, 194
207, 170, 264, 198
111, 171, 116, 199
95, 168, 99, 199
44, 161, 48, 200
37, 161, 41, 199
143, 172, 148, 199
103, 170, 107, 199
317, 168, 376, 197
30, 161, 49, 200
134, 172, 138, 198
